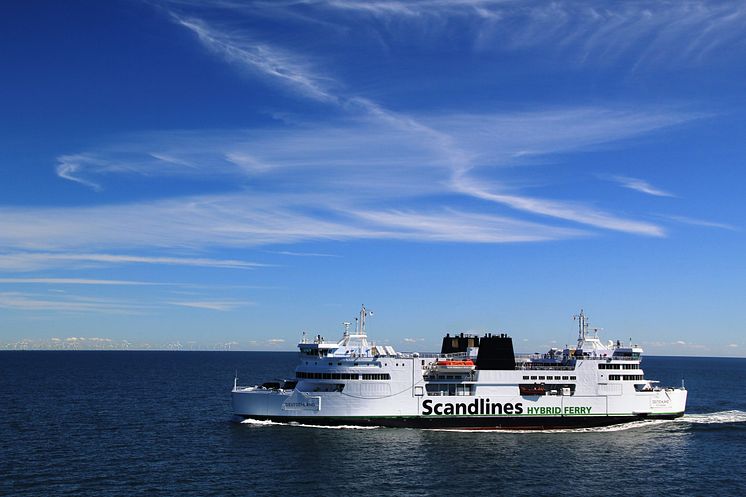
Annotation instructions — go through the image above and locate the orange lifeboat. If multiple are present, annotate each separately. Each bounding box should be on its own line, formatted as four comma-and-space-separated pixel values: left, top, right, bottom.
436, 359, 475, 367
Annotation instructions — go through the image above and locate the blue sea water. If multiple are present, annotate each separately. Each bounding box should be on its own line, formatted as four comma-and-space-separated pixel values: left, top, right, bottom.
1, 352, 745, 496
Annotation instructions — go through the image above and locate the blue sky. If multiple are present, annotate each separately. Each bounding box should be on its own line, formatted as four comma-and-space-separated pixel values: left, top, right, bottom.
1, 0, 744, 355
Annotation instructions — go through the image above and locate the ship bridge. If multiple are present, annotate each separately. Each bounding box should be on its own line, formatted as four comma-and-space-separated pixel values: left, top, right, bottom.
297, 305, 397, 358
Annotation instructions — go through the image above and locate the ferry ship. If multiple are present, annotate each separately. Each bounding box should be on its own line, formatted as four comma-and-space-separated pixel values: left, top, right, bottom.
232, 306, 687, 429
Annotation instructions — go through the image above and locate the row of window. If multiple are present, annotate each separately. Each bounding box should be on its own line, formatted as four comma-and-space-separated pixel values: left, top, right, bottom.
296, 371, 391, 380
614, 352, 641, 359
425, 384, 474, 396
361, 374, 390, 380
522, 375, 576, 381
599, 363, 640, 370
608, 374, 644, 381
425, 374, 474, 381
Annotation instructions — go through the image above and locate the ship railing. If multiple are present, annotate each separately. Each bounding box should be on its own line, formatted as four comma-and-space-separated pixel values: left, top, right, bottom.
398, 352, 469, 359
514, 353, 621, 361
398, 352, 450, 359
515, 365, 576, 371
515, 353, 562, 361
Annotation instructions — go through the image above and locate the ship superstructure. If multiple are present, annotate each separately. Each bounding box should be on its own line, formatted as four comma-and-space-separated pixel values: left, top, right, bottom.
232, 306, 687, 429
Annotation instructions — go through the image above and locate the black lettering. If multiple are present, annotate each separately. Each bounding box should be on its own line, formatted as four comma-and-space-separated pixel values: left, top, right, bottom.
492, 402, 502, 414
468, 399, 479, 415
422, 399, 433, 415
455, 403, 467, 415
503, 403, 514, 415
444, 404, 454, 415
434, 403, 443, 415
514, 402, 524, 414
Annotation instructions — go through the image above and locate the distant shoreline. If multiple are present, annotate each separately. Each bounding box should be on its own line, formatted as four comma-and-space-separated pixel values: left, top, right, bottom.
1, 349, 744, 359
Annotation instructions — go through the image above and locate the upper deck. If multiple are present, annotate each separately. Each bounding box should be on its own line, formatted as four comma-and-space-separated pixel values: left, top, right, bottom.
294, 307, 644, 374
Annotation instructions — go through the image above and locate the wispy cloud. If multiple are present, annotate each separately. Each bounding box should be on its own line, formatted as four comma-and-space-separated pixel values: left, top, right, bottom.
276, 0, 746, 67
611, 175, 675, 197
662, 215, 739, 231
0, 252, 265, 272
173, 14, 337, 102
0, 278, 166, 286
38, 4, 721, 262
169, 300, 253, 311
0, 292, 148, 314
452, 175, 665, 236
48, 107, 696, 241
47, 4, 706, 244
56, 155, 104, 191
0, 192, 584, 256
274, 251, 339, 257
351, 208, 586, 242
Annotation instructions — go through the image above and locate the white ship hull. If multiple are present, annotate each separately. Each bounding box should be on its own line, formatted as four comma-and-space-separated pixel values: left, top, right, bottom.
233, 308, 688, 429
233, 377, 686, 429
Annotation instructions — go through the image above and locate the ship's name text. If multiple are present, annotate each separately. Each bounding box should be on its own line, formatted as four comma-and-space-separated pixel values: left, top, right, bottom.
421, 400, 593, 416
421, 399, 523, 416
526, 406, 593, 415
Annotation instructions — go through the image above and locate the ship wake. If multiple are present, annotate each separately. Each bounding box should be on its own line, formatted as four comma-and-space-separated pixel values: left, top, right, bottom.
676, 410, 746, 425
238, 418, 381, 430
430, 410, 746, 434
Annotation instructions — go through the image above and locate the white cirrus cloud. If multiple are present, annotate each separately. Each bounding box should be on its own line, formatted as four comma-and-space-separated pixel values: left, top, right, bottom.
46, 106, 700, 243
0, 278, 166, 286
173, 14, 337, 103
0, 252, 266, 272
245, 0, 746, 67
611, 175, 675, 197
170, 300, 253, 311
661, 215, 739, 232
0, 291, 149, 314
452, 175, 665, 237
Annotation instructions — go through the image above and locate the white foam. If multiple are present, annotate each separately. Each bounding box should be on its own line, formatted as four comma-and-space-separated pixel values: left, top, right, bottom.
287, 422, 381, 430
239, 418, 284, 426
239, 418, 380, 430
676, 410, 746, 425
430, 411, 746, 433
428, 420, 672, 434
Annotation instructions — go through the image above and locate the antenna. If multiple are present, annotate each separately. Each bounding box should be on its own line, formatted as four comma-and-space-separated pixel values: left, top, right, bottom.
573, 309, 588, 341
359, 304, 369, 335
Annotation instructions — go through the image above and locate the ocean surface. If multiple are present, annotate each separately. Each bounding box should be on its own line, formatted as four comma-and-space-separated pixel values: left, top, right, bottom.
2, 352, 745, 496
